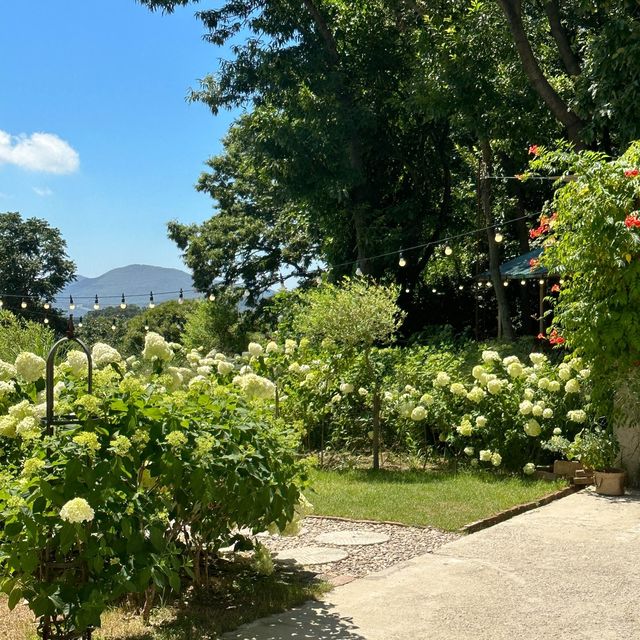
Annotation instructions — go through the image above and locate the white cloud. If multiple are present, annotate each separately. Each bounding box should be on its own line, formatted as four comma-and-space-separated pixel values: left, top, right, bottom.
33, 186, 53, 197
0, 130, 79, 174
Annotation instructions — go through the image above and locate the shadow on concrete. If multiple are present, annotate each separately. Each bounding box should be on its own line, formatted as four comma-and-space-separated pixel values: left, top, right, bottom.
225, 601, 367, 640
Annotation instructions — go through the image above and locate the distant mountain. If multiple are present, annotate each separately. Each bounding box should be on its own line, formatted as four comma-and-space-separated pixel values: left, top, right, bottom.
55, 265, 197, 312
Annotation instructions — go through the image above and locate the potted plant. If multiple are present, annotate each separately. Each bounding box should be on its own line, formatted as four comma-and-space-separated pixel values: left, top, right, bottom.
568, 427, 624, 496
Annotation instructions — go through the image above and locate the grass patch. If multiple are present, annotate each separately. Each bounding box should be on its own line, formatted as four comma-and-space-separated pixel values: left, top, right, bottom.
2, 564, 329, 640
308, 468, 567, 531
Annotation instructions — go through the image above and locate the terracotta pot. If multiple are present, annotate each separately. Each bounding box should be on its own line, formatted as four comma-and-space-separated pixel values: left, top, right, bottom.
594, 469, 626, 496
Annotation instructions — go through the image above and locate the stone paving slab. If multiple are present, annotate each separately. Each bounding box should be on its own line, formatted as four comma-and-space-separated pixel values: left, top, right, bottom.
224, 489, 640, 640
275, 546, 349, 565
314, 531, 390, 546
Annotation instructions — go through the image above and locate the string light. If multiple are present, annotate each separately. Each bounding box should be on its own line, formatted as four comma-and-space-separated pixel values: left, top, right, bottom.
520, 279, 526, 285
486, 281, 493, 288
444, 246, 453, 256
178, 288, 184, 305
20, 300, 27, 309
405, 287, 410, 293
539, 279, 545, 285
144, 324, 149, 331
43, 302, 50, 310
44, 317, 49, 325
398, 253, 407, 267
243, 290, 250, 299
111, 323, 116, 332
458, 285, 464, 290
0, 300, 3, 308
120, 293, 127, 310
93, 295, 100, 311
149, 292, 155, 309
78, 317, 83, 328
69, 295, 75, 311
494, 232, 504, 243
431, 288, 437, 293
208, 293, 215, 302
355, 267, 363, 277
503, 281, 509, 287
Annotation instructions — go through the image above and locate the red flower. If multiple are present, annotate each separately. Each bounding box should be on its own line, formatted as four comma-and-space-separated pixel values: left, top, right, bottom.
549, 329, 565, 346
625, 168, 639, 178
551, 284, 560, 293
537, 333, 547, 341
529, 258, 540, 269
528, 145, 540, 156
625, 213, 640, 228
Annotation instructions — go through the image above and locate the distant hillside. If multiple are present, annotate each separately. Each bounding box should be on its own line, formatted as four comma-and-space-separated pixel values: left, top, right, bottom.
55, 265, 197, 312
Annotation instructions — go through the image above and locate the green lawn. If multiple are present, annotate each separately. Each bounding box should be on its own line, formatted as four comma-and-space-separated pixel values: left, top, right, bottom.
308, 468, 567, 531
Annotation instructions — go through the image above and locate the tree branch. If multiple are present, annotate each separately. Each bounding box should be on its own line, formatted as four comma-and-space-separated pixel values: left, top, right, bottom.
543, 0, 581, 76
496, 0, 584, 147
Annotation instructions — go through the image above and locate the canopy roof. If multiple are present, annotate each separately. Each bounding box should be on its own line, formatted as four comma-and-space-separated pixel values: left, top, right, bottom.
477, 248, 547, 281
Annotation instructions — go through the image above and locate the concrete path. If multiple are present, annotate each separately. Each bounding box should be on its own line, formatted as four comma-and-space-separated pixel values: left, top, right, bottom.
224, 489, 640, 640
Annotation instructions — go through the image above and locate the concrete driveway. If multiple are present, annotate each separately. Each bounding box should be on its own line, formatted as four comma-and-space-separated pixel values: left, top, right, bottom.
224, 489, 640, 640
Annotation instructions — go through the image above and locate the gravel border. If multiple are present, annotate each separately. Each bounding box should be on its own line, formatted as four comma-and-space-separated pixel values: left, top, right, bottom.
261, 517, 459, 582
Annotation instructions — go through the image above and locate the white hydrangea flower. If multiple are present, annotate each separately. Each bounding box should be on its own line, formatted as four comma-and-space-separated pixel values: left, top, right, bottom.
197, 365, 212, 376
491, 452, 502, 467
464, 446, 475, 456
92, 343, 122, 368
472, 365, 486, 380
288, 362, 302, 374
524, 419, 542, 437
450, 382, 467, 396
523, 463, 536, 475
0, 380, 15, 397
519, 400, 533, 415
475, 415, 487, 428
0, 360, 17, 381
567, 409, 587, 423
142, 332, 173, 362
523, 388, 535, 401
217, 361, 234, 375
529, 353, 547, 366
482, 350, 501, 363
479, 449, 492, 462
411, 406, 427, 421
358, 387, 368, 397
570, 357, 583, 371
265, 341, 279, 354
420, 393, 434, 405
537, 377, 550, 391
565, 379, 580, 394
543, 408, 554, 419
15, 352, 45, 382
340, 383, 354, 394
532, 404, 544, 417
248, 342, 263, 357
579, 368, 590, 379
434, 372, 450, 387
467, 386, 486, 403
548, 381, 561, 393
558, 365, 572, 381
502, 355, 520, 367
239, 365, 252, 375
553, 427, 562, 435
330, 393, 342, 404
457, 419, 473, 437
284, 339, 297, 354
233, 373, 276, 401
507, 362, 524, 378
60, 498, 95, 524
486, 378, 504, 395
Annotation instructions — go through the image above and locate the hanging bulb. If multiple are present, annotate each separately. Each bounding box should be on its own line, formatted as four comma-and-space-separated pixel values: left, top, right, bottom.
120, 293, 127, 310
178, 288, 184, 305
486, 281, 493, 288
43, 302, 50, 310
431, 288, 437, 293
405, 287, 410, 293
20, 300, 27, 309
111, 323, 116, 331
208, 293, 216, 302
494, 232, 503, 243
458, 285, 464, 291
93, 295, 100, 310
44, 317, 49, 325
149, 292, 155, 309
503, 281, 509, 287
539, 279, 545, 285
243, 289, 250, 299
69, 295, 75, 311
0, 300, 3, 308
355, 267, 363, 277
398, 253, 407, 267
520, 279, 526, 285
144, 324, 149, 331
78, 317, 83, 328
444, 246, 453, 256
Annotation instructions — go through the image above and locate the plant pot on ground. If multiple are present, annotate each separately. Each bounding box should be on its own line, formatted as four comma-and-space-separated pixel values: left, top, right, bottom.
568, 427, 625, 496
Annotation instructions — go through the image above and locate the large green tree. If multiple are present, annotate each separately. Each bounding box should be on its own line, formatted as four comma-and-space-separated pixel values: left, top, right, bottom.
0, 212, 75, 317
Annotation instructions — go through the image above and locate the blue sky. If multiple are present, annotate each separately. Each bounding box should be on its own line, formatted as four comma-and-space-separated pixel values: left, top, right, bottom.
0, 0, 237, 277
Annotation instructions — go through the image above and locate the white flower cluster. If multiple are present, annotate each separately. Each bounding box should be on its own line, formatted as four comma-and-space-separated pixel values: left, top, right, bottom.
66, 350, 88, 377
0, 360, 16, 381
434, 372, 450, 387
60, 497, 95, 524
15, 352, 45, 382
233, 373, 276, 401
567, 409, 587, 423
142, 332, 174, 362
92, 343, 122, 368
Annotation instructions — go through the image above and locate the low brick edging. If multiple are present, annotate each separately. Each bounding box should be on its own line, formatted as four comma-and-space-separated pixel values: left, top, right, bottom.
459, 485, 580, 534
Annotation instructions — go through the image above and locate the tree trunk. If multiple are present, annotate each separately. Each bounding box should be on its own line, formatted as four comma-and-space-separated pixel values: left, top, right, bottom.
479, 138, 515, 341
543, 0, 581, 76
372, 390, 381, 470
496, 0, 584, 147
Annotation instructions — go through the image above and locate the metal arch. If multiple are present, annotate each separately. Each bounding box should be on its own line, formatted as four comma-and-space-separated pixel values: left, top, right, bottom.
45, 336, 92, 434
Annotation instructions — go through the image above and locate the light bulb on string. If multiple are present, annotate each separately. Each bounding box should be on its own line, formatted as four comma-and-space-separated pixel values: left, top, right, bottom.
0, 300, 3, 308
405, 287, 410, 293
144, 324, 149, 332
111, 323, 116, 332
486, 281, 492, 288
503, 281, 509, 287
458, 285, 464, 291
149, 292, 155, 309
20, 300, 27, 309
539, 279, 545, 285
398, 253, 407, 267
431, 288, 437, 294
355, 267, 363, 277
243, 289, 250, 299
43, 302, 50, 310
120, 293, 127, 310
44, 317, 49, 325
93, 295, 100, 311
208, 293, 216, 302
444, 246, 453, 256
520, 279, 526, 286
78, 317, 83, 329
69, 295, 75, 311
494, 232, 503, 243
178, 288, 184, 305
